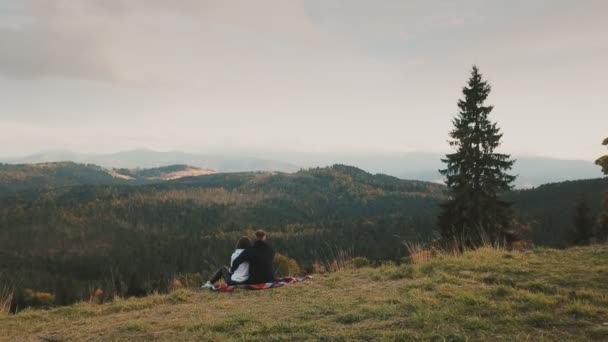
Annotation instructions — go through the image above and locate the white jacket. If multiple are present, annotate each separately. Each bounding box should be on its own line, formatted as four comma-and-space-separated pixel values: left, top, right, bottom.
230, 249, 249, 283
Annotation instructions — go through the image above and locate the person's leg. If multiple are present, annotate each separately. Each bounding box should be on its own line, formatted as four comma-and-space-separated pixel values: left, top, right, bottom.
220, 266, 233, 285
208, 267, 225, 284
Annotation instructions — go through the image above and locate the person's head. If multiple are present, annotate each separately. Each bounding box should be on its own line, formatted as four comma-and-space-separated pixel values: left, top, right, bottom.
235, 236, 252, 249
255, 230, 267, 241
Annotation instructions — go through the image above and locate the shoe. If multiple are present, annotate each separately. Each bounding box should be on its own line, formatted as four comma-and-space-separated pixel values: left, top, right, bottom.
201, 281, 214, 289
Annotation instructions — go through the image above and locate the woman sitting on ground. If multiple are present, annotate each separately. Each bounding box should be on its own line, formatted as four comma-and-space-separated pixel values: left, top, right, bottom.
202, 236, 251, 289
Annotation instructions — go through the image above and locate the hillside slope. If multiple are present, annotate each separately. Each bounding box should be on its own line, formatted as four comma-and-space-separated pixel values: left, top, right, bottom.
0, 165, 446, 303
2, 245, 607, 341
111, 164, 216, 180
0, 163, 216, 197
508, 177, 608, 246
5, 149, 300, 173
0, 162, 122, 195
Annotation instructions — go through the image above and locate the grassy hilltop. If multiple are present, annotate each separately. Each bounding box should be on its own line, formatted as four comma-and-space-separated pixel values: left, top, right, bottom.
2, 245, 607, 341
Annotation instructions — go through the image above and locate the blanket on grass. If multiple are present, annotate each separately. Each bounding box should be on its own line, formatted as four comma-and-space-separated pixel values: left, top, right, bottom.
210, 276, 313, 292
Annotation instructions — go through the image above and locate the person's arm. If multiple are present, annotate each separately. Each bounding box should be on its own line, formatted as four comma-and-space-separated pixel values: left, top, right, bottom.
230, 249, 251, 273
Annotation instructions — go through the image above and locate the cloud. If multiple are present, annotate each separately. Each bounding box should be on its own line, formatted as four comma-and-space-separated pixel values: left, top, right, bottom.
0, 0, 322, 83
4, 0, 604, 84
0, 0, 492, 83
0, 1, 143, 81
0, 0, 606, 160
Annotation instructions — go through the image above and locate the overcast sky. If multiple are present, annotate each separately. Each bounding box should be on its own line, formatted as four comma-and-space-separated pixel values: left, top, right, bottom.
0, 0, 606, 160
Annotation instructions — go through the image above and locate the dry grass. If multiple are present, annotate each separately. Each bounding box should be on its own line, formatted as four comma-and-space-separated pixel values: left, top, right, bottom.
404, 226, 515, 265
1, 245, 607, 341
404, 241, 433, 264
313, 247, 355, 273
0, 286, 12, 316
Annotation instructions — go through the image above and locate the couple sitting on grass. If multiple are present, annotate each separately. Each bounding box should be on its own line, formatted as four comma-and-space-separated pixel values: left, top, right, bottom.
202, 230, 275, 289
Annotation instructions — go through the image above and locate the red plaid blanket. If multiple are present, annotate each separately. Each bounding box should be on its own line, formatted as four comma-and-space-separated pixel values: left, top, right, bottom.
210, 276, 313, 292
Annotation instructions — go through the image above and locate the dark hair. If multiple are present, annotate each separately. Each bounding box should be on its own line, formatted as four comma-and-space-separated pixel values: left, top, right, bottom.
255, 230, 267, 240
235, 236, 251, 249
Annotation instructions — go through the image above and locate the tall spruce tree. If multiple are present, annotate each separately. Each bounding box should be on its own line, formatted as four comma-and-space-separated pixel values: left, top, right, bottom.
596, 137, 608, 174
439, 66, 516, 245
571, 194, 593, 245
596, 137, 608, 240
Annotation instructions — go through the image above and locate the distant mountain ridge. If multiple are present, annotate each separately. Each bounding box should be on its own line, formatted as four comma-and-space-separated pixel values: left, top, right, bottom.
0, 162, 215, 197
270, 152, 601, 189
2, 149, 602, 188
3, 149, 300, 173
111, 164, 215, 180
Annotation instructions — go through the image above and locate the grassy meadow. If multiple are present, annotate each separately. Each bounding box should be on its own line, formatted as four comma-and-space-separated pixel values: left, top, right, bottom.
1, 245, 607, 341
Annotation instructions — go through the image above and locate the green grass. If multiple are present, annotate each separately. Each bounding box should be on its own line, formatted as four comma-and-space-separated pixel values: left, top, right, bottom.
1, 245, 608, 341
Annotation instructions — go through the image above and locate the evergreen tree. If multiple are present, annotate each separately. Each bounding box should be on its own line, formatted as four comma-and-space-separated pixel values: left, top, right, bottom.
595, 137, 608, 174
570, 194, 593, 245
596, 137, 608, 240
439, 66, 516, 245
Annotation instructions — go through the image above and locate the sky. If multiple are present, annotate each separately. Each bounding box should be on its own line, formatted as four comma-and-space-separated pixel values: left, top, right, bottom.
0, 0, 606, 160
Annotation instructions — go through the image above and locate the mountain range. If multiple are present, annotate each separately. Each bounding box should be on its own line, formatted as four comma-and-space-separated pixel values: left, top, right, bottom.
2, 149, 603, 188
1, 160, 606, 308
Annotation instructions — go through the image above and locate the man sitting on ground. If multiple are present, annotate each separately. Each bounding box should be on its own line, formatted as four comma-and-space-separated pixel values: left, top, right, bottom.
230, 230, 275, 284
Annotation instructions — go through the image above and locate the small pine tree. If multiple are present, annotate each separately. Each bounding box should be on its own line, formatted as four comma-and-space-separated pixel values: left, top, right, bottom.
595, 137, 608, 174
596, 137, 608, 240
571, 194, 593, 245
439, 66, 516, 245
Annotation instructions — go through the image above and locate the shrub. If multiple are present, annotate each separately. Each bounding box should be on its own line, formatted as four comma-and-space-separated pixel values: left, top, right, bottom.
169, 279, 184, 292
169, 273, 203, 290
88, 288, 104, 304
351, 257, 370, 269
180, 273, 203, 288
311, 262, 326, 274
274, 253, 300, 277
23, 289, 55, 308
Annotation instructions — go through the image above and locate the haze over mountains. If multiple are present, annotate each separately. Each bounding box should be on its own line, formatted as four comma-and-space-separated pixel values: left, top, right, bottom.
3, 149, 601, 188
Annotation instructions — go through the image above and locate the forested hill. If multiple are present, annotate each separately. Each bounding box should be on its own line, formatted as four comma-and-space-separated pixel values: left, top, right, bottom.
0, 162, 215, 197
1, 161, 606, 307
0, 164, 446, 305
508, 177, 608, 246
0, 164, 447, 245
0, 162, 122, 195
